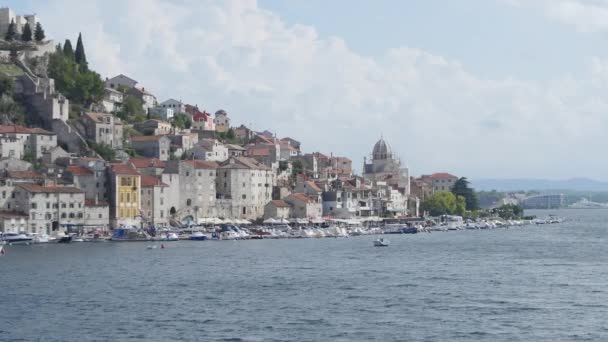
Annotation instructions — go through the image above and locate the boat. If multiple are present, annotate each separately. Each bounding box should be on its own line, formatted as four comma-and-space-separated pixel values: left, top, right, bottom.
146, 245, 158, 249
373, 238, 389, 247
163, 232, 179, 241
110, 228, 152, 241
57, 235, 72, 243
71, 236, 85, 242
1, 232, 33, 245
28, 233, 50, 244
189, 231, 208, 241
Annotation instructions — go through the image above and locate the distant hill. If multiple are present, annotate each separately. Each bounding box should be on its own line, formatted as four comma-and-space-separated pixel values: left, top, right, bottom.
472, 178, 608, 192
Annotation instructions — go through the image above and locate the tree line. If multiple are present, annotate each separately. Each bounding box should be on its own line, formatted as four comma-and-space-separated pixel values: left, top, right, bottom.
5, 20, 45, 42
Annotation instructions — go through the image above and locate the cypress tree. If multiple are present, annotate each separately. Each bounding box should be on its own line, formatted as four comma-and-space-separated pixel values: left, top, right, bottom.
63, 39, 75, 61
5, 19, 17, 41
21, 23, 32, 42
34, 22, 45, 42
74, 33, 88, 70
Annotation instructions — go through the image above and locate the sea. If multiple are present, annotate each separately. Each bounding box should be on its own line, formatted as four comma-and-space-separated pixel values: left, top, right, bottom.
1, 209, 607, 342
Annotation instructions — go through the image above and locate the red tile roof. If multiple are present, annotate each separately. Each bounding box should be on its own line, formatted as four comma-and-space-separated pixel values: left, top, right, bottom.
288, 193, 312, 203
247, 148, 271, 156
184, 160, 219, 170
192, 111, 212, 122
427, 173, 458, 180
7, 170, 43, 179
17, 183, 83, 194
0, 125, 53, 135
66, 165, 94, 176
129, 158, 166, 169
141, 175, 168, 188
109, 163, 140, 175
269, 200, 290, 208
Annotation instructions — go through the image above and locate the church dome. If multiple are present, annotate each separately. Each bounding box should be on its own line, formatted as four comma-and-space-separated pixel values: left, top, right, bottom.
372, 138, 392, 160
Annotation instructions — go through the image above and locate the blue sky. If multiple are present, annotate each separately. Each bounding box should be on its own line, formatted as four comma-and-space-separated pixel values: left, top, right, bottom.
6, 0, 608, 180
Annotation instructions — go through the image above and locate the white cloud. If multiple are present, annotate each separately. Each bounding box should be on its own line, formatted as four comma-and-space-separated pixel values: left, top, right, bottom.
29, 0, 608, 179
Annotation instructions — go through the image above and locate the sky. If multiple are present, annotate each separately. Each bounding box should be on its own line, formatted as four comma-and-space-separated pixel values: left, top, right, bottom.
6, 0, 608, 180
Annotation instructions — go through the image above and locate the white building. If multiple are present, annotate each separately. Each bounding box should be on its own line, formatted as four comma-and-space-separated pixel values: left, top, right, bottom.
159, 99, 186, 115
188, 139, 229, 162
214, 109, 230, 133
101, 88, 123, 113
140, 175, 170, 228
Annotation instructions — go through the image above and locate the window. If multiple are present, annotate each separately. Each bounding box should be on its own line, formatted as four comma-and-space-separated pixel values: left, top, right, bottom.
31, 203, 37, 209
242, 182, 246, 188
186, 171, 190, 177
160, 210, 164, 218
31, 213, 36, 219
69, 203, 74, 209
133, 193, 136, 202
121, 178, 127, 186
69, 213, 75, 218
242, 207, 246, 214
160, 198, 164, 205
126, 193, 130, 202
186, 199, 192, 206
61, 213, 66, 219
127, 177, 132, 186
120, 193, 124, 202
1, 191, 4, 199
98, 214, 102, 219
77, 213, 83, 218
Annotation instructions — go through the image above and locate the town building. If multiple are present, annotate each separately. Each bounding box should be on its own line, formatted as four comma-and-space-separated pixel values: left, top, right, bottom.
191, 110, 215, 131
101, 88, 123, 113
129, 158, 166, 176
0, 136, 23, 159
159, 99, 186, 116
130, 135, 171, 161
216, 157, 274, 220
107, 163, 141, 229
84, 199, 110, 232
134, 119, 172, 136
226, 144, 246, 157
12, 183, 85, 234
521, 194, 564, 209
214, 109, 230, 133
188, 139, 229, 162
81, 112, 123, 148
149, 106, 174, 121
362, 137, 410, 194
72, 157, 108, 202
0, 211, 28, 233
421, 173, 459, 193
0, 8, 38, 38
127, 87, 157, 113
0, 125, 58, 159
105, 74, 138, 90
140, 175, 169, 228
234, 125, 254, 143
263, 200, 291, 219
284, 193, 322, 219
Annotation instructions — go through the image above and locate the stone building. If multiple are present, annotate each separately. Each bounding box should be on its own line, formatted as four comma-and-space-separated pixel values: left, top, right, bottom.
284, 193, 322, 219
0, 125, 58, 158
140, 175, 170, 228
105, 74, 138, 90
127, 87, 157, 113
12, 183, 85, 234
102, 88, 123, 113
134, 119, 172, 136
159, 99, 186, 115
420, 173, 459, 193
216, 157, 274, 220
188, 139, 229, 162
130, 135, 171, 161
214, 109, 230, 133
263, 200, 291, 219
84, 199, 110, 232
81, 112, 123, 148
362, 137, 410, 193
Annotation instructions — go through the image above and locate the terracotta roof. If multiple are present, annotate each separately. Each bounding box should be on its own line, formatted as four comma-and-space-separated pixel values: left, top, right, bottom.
84, 199, 109, 207
427, 173, 458, 180
84, 112, 113, 122
192, 111, 212, 122
66, 165, 94, 176
287, 193, 312, 203
269, 200, 290, 208
305, 181, 322, 193
0, 125, 53, 135
184, 160, 218, 170
141, 175, 168, 188
219, 157, 270, 170
247, 148, 271, 156
17, 183, 83, 194
109, 163, 140, 175
7, 170, 43, 179
129, 158, 166, 169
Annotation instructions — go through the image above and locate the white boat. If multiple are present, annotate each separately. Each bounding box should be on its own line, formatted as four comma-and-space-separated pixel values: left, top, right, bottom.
72, 237, 85, 242
28, 233, 50, 244
1, 232, 33, 245
373, 238, 389, 247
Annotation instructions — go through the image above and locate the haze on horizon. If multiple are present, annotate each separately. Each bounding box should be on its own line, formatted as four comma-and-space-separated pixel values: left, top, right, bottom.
9, 0, 608, 180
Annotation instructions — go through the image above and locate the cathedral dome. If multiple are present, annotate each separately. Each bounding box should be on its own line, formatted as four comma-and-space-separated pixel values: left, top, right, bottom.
372, 138, 392, 160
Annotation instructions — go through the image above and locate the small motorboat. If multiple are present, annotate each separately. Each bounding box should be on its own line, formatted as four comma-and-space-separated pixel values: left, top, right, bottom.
146, 245, 157, 249
189, 231, 208, 241
1, 233, 33, 245
373, 238, 389, 247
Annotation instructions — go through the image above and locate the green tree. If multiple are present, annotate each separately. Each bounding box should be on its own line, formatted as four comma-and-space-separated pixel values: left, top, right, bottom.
0, 75, 14, 97
118, 95, 145, 123
494, 204, 524, 220
47, 49, 104, 106
89, 142, 115, 161
291, 160, 303, 177
172, 113, 191, 129
74, 33, 88, 70
422, 191, 466, 217
63, 39, 75, 61
21, 23, 32, 42
34, 22, 45, 42
5, 20, 17, 41
451, 177, 479, 211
